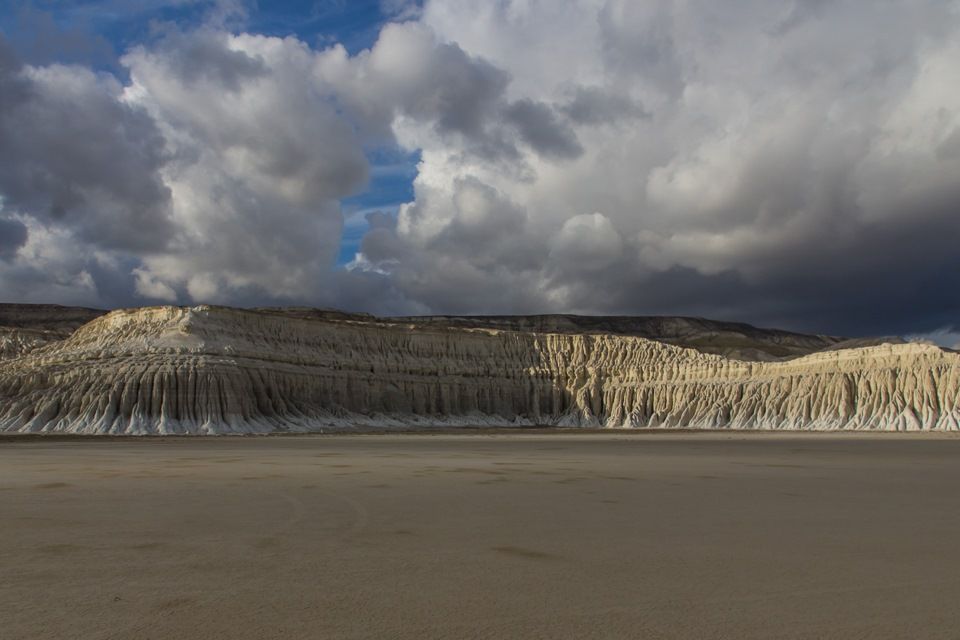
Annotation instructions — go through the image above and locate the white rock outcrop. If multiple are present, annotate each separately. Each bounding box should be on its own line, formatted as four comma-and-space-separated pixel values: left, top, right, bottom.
0, 305, 957, 434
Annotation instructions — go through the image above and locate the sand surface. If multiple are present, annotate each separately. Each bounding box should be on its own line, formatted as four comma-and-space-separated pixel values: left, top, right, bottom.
4, 432, 960, 639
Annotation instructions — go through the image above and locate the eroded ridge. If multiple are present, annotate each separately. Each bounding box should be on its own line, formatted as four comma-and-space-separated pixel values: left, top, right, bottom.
0, 305, 957, 434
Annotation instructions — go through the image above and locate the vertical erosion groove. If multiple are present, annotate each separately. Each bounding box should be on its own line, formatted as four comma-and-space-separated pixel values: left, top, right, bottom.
0, 306, 958, 434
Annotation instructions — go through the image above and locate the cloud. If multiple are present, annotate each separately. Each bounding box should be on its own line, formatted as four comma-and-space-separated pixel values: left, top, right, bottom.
143, 27, 267, 92
908, 328, 960, 350
0, 216, 101, 305
380, 0, 422, 22
0, 34, 173, 253
549, 213, 622, 273
560, 86, 648, 126
0, 42, 145, 302
315, 21, 511, 151
1, 1, 960, 337
121, 27, 370, 304
0, 216, 27, 259
344, 0, 960, 333
503, 99, 583, 160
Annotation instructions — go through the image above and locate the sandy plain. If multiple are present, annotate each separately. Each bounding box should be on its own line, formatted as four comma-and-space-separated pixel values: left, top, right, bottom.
4, 431, 960, 639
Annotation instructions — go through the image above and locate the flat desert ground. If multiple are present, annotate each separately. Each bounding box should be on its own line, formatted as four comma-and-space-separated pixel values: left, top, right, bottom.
4, 432, 960, 639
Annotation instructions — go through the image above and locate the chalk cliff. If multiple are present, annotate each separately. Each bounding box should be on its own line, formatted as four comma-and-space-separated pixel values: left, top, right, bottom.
0, 305, 956, 434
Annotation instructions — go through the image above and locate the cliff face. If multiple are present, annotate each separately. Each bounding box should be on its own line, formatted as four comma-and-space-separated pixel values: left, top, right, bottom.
0, 305, 957, 434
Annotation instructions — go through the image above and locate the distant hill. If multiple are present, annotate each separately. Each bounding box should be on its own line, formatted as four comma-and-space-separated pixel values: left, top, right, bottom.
387, 314, 847, 361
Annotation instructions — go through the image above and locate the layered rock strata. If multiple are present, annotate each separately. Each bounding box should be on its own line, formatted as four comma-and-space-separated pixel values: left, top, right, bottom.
0, 305, 957, 434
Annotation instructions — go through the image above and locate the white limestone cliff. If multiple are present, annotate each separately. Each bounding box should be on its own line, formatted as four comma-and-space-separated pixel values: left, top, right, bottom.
0, 305, 957, 434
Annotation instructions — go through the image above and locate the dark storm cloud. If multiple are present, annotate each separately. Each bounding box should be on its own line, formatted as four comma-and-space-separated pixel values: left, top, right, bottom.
0, 35, 172, 252
419, 42, 509, 139
503, 99, 583, 160
560, 86, 649, 126
341, 0, 960, 337
534, 179, 960, 338
0, 35, 30, 108
596, 1, 684, 98
1, 1, 959, 340
317, 22, 513, 151
0, 217, 27, 259
147, 28, 267, 91
364, 210, 397, 230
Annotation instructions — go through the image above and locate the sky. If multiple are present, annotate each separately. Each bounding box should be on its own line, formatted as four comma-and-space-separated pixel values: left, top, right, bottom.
0, 0, 958, 341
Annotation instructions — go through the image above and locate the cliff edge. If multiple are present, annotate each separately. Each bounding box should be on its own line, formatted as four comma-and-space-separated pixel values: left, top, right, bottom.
0, 305, 956, 434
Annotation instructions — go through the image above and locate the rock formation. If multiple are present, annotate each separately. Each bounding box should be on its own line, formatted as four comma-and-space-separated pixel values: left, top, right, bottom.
0, 304, 956, 434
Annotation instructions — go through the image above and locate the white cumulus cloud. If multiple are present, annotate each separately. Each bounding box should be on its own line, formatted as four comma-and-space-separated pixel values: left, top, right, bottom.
1, 1, 959, 336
